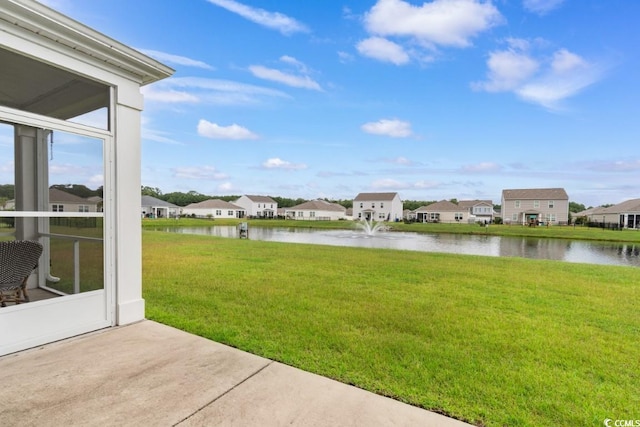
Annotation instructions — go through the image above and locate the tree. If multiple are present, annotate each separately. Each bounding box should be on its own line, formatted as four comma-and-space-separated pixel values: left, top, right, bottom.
141, 186, 162, 198
569, 202, 586, 213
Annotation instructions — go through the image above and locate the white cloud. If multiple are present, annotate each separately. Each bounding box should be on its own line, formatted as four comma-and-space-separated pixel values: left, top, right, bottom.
249, 65, 322, 91
523, 0, 565, 15
137, 49, 214, 70
361, 119, 413, 138
172, 166, 229, 180
250, 56, 321, 90
414, 180, 440, 189
206, 0, 309, 35
197, 120, 259, 140
471, 49, 539, 92
262, 157, 307, 170
371, 178, 409, 190
390, 156, 413, 165
337, 51, 354, 63
141, 85, 200, 103
472, 40, 604, 110
145, 77, 290, 106
364, 0, 503, 49
217, 182, 236, 192
461, 162, 502, 172
356, 37, 410, 65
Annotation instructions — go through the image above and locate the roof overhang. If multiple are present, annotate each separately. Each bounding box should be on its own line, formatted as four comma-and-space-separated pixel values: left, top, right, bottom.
0, 1, 174, 120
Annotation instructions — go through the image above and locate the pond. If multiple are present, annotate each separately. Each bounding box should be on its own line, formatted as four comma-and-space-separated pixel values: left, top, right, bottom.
153, 226, 640, 268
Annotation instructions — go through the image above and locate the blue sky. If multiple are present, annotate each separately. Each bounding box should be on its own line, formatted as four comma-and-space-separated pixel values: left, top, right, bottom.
37, 0, 640, 206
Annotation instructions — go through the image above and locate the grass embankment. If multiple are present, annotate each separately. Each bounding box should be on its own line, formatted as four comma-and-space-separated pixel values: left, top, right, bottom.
142, 231, 640, 427
142, 217, 640, 243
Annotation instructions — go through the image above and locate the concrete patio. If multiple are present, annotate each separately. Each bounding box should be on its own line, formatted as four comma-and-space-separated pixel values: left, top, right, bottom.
0, 320, 473, 426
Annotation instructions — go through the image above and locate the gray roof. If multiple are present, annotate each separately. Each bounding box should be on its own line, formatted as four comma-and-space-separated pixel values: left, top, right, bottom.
353, 192, 399, 201
417, 200, 460, 212
288, 200, 346, 212
185, 199, 244, 210
502, 188, 568, 200
242, 195, 276, 203
600, 198, 640, 214
49, 188, 95, 204
141, 195, 178, 208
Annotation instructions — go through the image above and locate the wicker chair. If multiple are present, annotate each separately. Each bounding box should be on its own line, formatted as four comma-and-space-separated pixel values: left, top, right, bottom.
0, 240, 43, 307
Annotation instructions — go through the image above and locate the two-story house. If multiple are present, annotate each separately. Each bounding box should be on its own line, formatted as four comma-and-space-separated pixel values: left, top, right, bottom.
457, 200, 495, 224
234, 195, 278, 218
501, 188, 569, 225
352, 192, 403, 222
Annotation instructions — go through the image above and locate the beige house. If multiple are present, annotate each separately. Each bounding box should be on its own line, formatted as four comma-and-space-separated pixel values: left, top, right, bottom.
183, 199, 245, 219
49, 188, 99, 213
578, 199, 640, 229
501, 188, 569, 225
285, 199, 346, 221
414, 200, 469, 223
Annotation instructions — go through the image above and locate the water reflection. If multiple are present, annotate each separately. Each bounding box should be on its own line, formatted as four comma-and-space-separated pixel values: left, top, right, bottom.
154, 226, 640, 267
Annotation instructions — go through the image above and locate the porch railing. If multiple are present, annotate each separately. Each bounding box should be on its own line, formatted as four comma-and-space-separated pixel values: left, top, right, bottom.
39, 232, 103, 295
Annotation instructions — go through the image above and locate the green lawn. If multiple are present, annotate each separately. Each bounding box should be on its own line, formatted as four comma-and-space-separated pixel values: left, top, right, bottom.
142, 231, 640, 427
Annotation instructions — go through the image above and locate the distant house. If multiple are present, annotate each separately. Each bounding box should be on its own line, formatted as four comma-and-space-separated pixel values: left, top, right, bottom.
352, 192, 403, 222
141, 195, 181, 218
457, 200, 495, 224
234, 195, 277, 218
501, 188, 569, 225
49, 188, 99, 213
182, 199, 245, 219
414, 200, 468, 223
580, 199, 640, 229
285, 199, 346, 221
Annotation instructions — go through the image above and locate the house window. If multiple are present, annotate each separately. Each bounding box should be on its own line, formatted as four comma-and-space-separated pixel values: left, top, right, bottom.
297, 211, 303, 217
359, 203, 363, 208
215, 210, 222, 215
52, 204, 64, 212
310, 212, 316, 217
371, 203, 375, 208
378, 213, 385, 219
358, 213, 362, 218
515, 200, 521, 208
512, 213, 518, 221
534, 200, 540, 208
381, 202, 384, 208
548, 200, 555, 208
228, 210, 233, 216
78, 205, 89, 212
455, 213, 463, 221
258, 204, 261, 208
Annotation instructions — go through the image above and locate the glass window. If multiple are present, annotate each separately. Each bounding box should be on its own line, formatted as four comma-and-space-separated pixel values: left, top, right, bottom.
215, 210, 221, 215
228, 210, 233, 215
534, 200, 540, 208
0, 122, 106, 297
548, 200, 555, 208
515, 200, 521, 208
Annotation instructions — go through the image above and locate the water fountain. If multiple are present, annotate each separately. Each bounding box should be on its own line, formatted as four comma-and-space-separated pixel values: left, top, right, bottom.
356, 218, 387, 236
